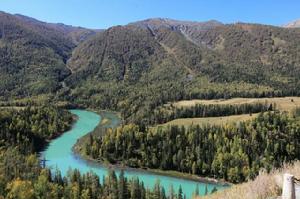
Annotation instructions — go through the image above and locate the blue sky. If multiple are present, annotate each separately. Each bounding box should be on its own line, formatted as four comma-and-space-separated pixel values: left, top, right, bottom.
0, 0, 299, 29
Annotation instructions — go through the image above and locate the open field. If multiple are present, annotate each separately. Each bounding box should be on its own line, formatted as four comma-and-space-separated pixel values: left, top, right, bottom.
172, 97, 300, 112
196, 161, 300, 199
157, 97, 300, 127
0, 106, 25, 110
157, 113, 259, 127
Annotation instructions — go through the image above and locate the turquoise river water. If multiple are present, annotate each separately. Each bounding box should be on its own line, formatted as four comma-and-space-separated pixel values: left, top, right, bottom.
41, 109, 228, 198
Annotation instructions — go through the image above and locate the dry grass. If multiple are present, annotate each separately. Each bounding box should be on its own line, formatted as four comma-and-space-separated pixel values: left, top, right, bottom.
0, 106, 25, 110
158, 113, 258, 128
172, 97, 300, 112
156, 97, 300, 129
195, 161, 300, 199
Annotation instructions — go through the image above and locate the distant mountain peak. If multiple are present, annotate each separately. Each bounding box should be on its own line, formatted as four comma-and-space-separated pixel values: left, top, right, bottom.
283, 19, 300, 28
130, 18, 223, 30
129, 18, 224, 48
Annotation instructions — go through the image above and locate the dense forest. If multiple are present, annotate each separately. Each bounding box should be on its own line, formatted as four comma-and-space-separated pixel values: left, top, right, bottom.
0, 106, 73, 152
84, 111, 300, 183
1, 147, 197, 199
150, 102, 273, 124
0, 106, 195, 198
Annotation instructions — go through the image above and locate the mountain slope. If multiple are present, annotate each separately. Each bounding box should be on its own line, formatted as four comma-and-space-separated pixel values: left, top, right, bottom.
15, 14, 102, 44
69, 20, 300, 92
0, 11, 102, 98
130, 18, 224, 47
1, 13, 300, 124
0, 11, 74, 97
130, 19, 300, 87
67, 25, 166, 80
65, 20, 300, 123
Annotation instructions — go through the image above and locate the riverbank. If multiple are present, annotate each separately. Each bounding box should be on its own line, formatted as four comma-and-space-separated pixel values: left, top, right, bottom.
43, 109, 227, 198
72, 109, 230, 187
73, 109, 121, 154
76, 152, 230, 187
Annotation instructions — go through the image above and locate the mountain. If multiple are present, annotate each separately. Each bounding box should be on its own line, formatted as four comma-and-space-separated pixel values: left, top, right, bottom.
15, 14, 102, 44
284, 19, 300, 28
0, 11, 98, 97
1, 12, 300, 123
130, 18, 224, 46
66, 19, 300, 123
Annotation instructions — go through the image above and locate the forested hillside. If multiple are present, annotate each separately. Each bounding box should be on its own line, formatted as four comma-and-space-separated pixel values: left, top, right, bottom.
1, 12, 300, 125
0, 11, 99, 98
65, 19, 300, 124
14, 14, 102, 45
0, 11, 73, 97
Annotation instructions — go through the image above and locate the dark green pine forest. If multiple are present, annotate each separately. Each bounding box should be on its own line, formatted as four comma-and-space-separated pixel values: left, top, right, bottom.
1, 10, 300, 199
0, 106, 186, 199
84, 111, 300, 183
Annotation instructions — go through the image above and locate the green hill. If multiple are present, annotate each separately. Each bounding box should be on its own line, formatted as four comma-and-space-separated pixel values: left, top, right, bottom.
0, 11, 98, 98
1, 13, 300, 124
65, 19, 300, 123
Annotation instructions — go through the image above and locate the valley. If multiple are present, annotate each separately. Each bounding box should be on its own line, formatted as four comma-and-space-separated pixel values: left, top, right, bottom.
0, 8, 300, 199
43, 109, 227, 199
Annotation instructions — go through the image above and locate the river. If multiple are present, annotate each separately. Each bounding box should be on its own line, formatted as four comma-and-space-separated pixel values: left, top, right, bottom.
41, 109, 228, 198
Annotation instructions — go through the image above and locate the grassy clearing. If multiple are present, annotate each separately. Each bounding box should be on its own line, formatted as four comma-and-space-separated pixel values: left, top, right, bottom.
157, 113, 258, 128
172, 97, 300, 112
156, 97, 300, 127
0, 106, 25, 110
196, 161, 300, 199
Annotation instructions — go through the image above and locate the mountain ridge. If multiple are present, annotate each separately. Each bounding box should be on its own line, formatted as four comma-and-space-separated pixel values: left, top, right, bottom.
1, 11, 300, 124
14, 13, 103, 44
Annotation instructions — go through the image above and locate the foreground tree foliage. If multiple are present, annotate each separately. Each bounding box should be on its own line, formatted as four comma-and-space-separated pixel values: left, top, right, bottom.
1, 147, 187, 199
85, 111, 300, 183
0, 147, 188, 199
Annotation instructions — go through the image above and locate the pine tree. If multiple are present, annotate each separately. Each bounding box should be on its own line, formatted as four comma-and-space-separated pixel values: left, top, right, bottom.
169, 185, 175, 199
118, 170, 127, 199
194, 184, 199, 197
204, 185, 208, 195
178, 185, 183, 199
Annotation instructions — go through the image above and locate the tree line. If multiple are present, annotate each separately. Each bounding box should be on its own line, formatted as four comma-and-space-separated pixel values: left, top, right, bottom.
84, 111, 300, 183
1, 146, 200, 199
150, 102, 274, 124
